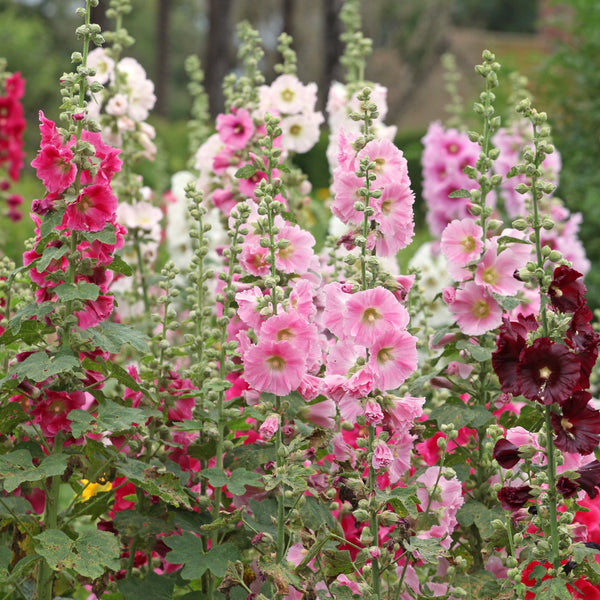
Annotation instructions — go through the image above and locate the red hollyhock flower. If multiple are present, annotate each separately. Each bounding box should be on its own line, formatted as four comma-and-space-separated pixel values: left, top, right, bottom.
498, 485, 533, 511
551, 391, 600, 455
517, 337, 581, 405
493, 438, 521, 469
548, 265, 587, 313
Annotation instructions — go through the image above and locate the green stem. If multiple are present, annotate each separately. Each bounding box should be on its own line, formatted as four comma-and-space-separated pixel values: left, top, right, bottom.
133, 229, 151, 325
367, 425, 381, 600
275, 396, 285, 564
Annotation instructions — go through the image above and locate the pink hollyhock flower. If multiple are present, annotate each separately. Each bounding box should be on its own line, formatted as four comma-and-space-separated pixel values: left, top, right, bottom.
440, 218, 484, 265
63, 183, 118, 232
330, 169, 365, 225
297, 374, 323, 401
299, 398, 336, 429
372, 441, 394, 470
242, 339, 305, 396
358, 138, 408, 185
368, 330, 418, 391
216, 108, 254, 149
274, 221, 317, 274
239, 237, 270, 277
446, 281, 503, 336
259, 414, 280, 440
259, 311, 319, 360
364, 400, 384, 425
387, 394, 425, 431
75, 295, 114, 329
371, 181, 415, 256
475, 241, 524, 296
31, 142, 77, 194
322, 282, 349, 339
288, 278, 317, 321
332, 432, 356, 467
345, 287, 409, 346
236, 286, 265, 330
29, 390, 89, 440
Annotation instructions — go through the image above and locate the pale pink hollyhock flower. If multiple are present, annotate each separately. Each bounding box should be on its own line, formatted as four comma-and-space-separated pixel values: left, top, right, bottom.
87, 47, 115, 85
288, 278, 317, 321
364, 400, 384, 425
332, 432, 356, 467
322, 282, 350, 340
300, 398, 336, 429
268, 74, 308, 115
322, 373, 349, 403
416, 467, 464, 549
345, 287, 409, 346
240, 237, 270, 277
442, 286, 456, 305
338, 395, 365, 424
368, 330, 418, 392
446, 281, 503, 336
275, 221, 317, 274
474, 241, 524, 296
106, 93, 128, 117
64, 183, 118, 232
440, 218, 484, 265
358, 138, 408, 185
387, 394, 425, 431
330, 169, 365, 225
342, 366, 375, 399
372, 441, 394, 470
388, 431, 417, 482
259, 414, 280, 440
216, 108, 254, 150
280, 112, 324, 154
372, 181, 415, 256
236, 287, 264, 330
297, 374, 323, 401
259, 312, 319, 361
242, 339, 305, 396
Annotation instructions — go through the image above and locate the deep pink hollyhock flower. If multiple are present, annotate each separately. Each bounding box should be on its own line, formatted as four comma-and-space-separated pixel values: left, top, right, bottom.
368, 329, 417, 391
475, 242, 524, 296
64, 183, 117, 232
372, 441, 394, 470
517, 338, 581, 405
31, 143, 77, 194
38, 111, 63, 147
446, 281, 503, 336
212, 187, 236, 216
216, 108, 254, 150
29, 390, 88, 440
493, 438, 521, 469
440, 218, 484, 266
242, 339, 305, 396
238, 168, 277, 199
259, 414, 280, 440
548, 265, 587, 313
75, 295, 114, 329
551, 391, 600, 455
497, 485, 533, 511
345, 287, 409, 346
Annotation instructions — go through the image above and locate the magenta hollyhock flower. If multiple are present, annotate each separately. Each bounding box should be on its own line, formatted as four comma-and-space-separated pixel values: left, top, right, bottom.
368, 329, 418, 391
216, 108, 254, 150
446, 281, 503, 336
29, 389, 89, 440
551, 391, 600, 455
440, 218, 484, 266
474, 242, 524, 296
63, 183, 118, 232
497, 485, 533, 511
493, 438, 521, 469
31, 143, 77, 194
372, 441, 394, 470
242, 339, 305, 396
345, 287, 409, 346
517, 338, 581, 405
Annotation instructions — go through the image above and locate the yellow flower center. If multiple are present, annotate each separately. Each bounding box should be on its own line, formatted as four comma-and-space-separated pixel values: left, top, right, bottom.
362, 307, 381, 324
461, 235, 476, 253
472, 299, 490, 318
276, 328, 294, 342
539, 366, 552, 380
267, 355, 286, 371
377, 346, 395, 365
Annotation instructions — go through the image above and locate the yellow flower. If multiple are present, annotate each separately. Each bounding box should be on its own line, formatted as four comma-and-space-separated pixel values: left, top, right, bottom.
78, 478, 112, 502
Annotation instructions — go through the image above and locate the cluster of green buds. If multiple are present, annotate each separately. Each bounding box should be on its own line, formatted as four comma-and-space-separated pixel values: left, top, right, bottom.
339, 0, 372, 89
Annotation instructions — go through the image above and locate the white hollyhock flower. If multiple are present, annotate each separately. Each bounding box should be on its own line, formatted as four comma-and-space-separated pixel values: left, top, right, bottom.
280, 111, 324, 154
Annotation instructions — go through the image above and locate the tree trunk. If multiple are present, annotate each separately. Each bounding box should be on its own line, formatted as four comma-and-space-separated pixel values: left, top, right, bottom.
282, 0, 294, 36
155, 0, 171, 117
205, 0, 234, 118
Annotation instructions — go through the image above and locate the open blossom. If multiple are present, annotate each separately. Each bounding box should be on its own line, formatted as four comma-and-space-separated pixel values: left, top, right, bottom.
367, 329, 418, 392
551, 391, 600, 454
440, 218, 484, 265
474, 241, 524, 296
372, 441, 394, 470
345, 287, 409, 346
216, 107, 254, 150
63, 183, 118, 232
446, 281, 503, 336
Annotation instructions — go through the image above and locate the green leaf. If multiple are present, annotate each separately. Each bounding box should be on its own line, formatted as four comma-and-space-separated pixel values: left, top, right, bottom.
201, 467, 262, 495
68, 409, 96, 438
429, 397, 493, 430
322, 548, 365, 577
117, 456, 192, 508
403, 536, 442, 564
54, 282, 100, 302
456, 500, 499, 538
0, 402, 30, 435
97, 400, 148, 433
12, 351, 79, 383
6, 302, 54, 336
38, 209, 64, 245
118, 573, 175, 600
38, 245, 69, 272
0, 450, 67, 493
247, 498, 278, 536
165, 532, 240, 579
70, 529, 121, 578
114, 509, 172, 539
235, 164, 257, 179
299, 496, 336, 530
456, 340, 492, 362
110, 254, 134, 276
82, 225, 117, 245
388, 487, 420, 518
87, 321, 148, 353
448, 188, 471, 198
34, 529, 72, 567
515, 403, 544, 433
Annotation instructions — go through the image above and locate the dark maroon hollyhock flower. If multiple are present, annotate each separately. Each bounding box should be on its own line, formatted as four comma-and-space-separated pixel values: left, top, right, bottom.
557, 476, 579, 498
548, 265, 586, 313
551, 391, 600, 455
517, 338, 581, 405
492, 316, 537, 396
498, 485, 533, 511
566, 307, 600, 389
558, 461, 600, 499
493, 438, 521, 469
